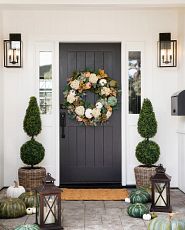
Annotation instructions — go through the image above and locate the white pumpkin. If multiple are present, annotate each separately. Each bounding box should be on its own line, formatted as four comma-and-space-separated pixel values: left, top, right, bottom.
6, 181, 25, 198
125, 197, 130, 203
143, 213, 151, 221
32, 207, 36, 214
26, 207, 33, 215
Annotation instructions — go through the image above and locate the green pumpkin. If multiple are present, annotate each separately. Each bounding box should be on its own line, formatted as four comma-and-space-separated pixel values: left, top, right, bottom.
0, 198, 26, 218
127, 203, 149, 218
19, 191, 37, 208
148, 217, 185, 230
15, 224, 40, 230
130, 189, 150, 204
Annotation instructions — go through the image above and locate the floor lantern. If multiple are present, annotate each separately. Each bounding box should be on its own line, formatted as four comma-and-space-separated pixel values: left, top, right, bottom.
150, 164, 172, 213
35, 173, 63, 229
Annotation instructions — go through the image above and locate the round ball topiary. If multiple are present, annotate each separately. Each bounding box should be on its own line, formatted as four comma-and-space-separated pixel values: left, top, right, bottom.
136, 140, 160, 166
20, 139, 45, 167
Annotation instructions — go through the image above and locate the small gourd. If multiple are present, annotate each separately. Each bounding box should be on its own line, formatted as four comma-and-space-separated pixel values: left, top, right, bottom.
130, 189, 150, 204
32, 207, 36, 214
19, 191, 37, 208
0, 198, 26, 218
143, 213, 151, 221
6, 181, 25, 198
14, 224, 40, 230
127, 203, 149, 218
125, 197, 130, 203
148, 214, 185, 230
26, 207, 33, 215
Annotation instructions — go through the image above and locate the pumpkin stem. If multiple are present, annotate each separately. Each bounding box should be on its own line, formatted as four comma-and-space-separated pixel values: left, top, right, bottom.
168, 213, 175, 220
14, 181, 19, 188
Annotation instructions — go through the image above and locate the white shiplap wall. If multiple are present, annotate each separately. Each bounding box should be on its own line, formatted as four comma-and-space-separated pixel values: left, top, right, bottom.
0, 7, 180, 187
0, 10, 4, 189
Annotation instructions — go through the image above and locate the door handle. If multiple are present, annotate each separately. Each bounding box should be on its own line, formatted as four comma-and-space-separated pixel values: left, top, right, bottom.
60, 112, 66, 138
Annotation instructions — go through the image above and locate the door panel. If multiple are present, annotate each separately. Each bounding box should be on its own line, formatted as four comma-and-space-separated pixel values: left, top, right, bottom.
59, 43, 121, 185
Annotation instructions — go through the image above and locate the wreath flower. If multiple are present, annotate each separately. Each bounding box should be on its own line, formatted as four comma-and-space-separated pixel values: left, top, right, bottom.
63, 69, 120, 126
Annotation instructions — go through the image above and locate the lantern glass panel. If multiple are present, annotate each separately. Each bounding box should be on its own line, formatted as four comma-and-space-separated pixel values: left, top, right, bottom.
154, 182, 167, 206
37, 197, 40, 225
157, 40, 177, 67
43, 195, 58, 224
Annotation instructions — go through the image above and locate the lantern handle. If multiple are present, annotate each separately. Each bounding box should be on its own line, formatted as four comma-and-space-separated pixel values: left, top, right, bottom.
43, 172, 56, 184
156, 164, 166, 173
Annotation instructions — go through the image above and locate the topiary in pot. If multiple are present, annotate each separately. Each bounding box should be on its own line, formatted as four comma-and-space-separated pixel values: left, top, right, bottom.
134, 98, 160, 188
19, 96, 46, 191
20, 97, 45, 167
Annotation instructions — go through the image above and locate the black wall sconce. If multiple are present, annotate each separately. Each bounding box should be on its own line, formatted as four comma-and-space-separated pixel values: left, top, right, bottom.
4, 33, 22, 68
157, 33, 177, 67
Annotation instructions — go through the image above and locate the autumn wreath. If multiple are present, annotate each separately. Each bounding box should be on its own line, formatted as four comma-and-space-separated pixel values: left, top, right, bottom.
63, 69, 120, 126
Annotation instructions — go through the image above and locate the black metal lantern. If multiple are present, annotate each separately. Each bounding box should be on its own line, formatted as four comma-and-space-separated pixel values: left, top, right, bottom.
150, 164, 172, 213
35, 173, 63, 229
4, 33, 22, 68
157, 33, 177, 67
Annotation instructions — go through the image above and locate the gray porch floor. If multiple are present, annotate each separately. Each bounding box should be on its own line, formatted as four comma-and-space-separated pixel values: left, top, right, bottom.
0, 189, 185, 230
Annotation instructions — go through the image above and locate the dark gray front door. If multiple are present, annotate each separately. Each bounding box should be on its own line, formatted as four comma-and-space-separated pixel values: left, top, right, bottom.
59, 43, 121, 185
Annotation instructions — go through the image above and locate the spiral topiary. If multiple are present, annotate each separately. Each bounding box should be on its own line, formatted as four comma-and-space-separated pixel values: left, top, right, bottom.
20, 97, 45, 168
136, 98, 160, 166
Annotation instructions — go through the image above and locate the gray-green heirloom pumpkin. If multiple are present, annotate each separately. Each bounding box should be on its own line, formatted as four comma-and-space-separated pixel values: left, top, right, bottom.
15, 224, 40, 230
130, 189, 150, 204
127, 203, 149, 218
19, 191, 37, 208
148, 216, 185, 230
0, 198, 26, 218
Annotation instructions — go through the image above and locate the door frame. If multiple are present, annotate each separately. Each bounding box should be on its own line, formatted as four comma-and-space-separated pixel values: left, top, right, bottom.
54, 38, 127, 186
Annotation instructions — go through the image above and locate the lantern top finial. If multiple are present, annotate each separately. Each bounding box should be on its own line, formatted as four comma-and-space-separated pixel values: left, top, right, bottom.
44, 173, 55, 184
156, 164, 166, 174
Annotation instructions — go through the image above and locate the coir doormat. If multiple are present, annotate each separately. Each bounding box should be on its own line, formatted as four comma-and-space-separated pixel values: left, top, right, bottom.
61, 188, 128, 201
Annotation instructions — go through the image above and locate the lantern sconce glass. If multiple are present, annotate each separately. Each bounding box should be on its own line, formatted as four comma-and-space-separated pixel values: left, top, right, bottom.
157, 33, 177, 67
4, 33, 22, 68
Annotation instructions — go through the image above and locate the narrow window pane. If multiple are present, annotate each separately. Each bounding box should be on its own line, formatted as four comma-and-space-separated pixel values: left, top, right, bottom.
128, 51, 141, 114
39, 51, 52, 114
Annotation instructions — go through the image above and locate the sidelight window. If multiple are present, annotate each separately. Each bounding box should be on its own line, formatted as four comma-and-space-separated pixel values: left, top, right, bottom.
39, 51, 52, 114
128, 51, 141, 114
